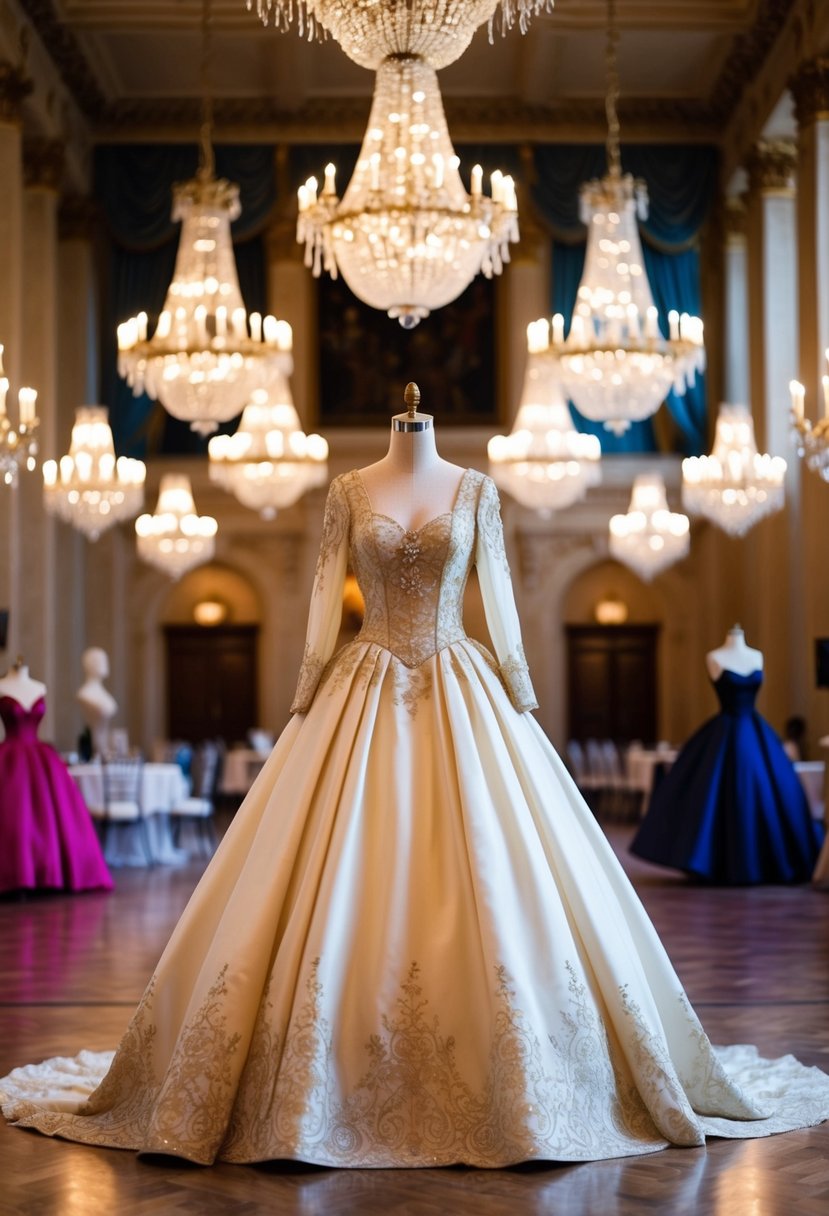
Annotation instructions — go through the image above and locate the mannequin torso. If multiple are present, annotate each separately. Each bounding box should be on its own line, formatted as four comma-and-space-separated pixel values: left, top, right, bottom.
0, 664, 46, 712
706, 626, 764, 680
357, 411, 466, 532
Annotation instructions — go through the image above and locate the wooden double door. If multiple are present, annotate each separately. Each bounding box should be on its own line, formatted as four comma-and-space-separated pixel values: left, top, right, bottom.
566, 625, 659, 744
165, 625, 259, 745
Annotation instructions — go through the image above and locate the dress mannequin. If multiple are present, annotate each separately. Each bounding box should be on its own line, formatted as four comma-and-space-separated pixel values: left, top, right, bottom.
357, 383, 467, 529
0, 658, 46, 713
706, 624, 764, 681
76, 648, 118, 758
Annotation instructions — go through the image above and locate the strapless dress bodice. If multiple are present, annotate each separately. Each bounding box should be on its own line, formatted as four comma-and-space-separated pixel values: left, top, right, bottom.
0, 695, 46, 743
712, 669, 762, 716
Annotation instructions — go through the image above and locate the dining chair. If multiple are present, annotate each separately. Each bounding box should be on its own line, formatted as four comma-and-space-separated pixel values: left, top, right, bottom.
169, 741, 224, 857
87, 756, 153, 866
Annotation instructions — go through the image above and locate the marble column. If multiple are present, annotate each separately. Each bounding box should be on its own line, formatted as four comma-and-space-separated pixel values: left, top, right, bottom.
18, 138, 61, 734
791, 57, 829, 744
0, 62, 31, 669
745, 139, 802, 727
53, 196, 100, 749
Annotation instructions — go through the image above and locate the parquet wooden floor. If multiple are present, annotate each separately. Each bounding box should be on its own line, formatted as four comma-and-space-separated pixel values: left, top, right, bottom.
0, 827, 827, 1216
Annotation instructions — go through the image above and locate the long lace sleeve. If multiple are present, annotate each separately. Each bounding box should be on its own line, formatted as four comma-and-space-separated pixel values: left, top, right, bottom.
290, 477, 350, 714
474, 476, 539, 713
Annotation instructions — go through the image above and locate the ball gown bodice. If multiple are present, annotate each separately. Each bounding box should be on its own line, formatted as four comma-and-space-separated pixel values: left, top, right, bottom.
711, 667, 763, 714
0, 694, 47, 742
631, 667, 822, 884
0, 694, 112, 893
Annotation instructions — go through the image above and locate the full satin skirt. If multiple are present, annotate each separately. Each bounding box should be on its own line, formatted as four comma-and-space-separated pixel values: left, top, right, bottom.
0, 739, 112, 894
631, 712, 822, 885
2, 641, 829, 1164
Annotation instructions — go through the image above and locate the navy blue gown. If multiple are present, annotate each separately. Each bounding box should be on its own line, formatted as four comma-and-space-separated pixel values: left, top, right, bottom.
630, 668, 823, 884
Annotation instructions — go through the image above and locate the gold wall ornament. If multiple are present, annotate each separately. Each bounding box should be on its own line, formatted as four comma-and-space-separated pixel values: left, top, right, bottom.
790, 56, 829, 128
746, 139, 797, 194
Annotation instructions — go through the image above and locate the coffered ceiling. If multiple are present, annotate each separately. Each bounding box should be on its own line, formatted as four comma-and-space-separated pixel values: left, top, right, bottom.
11, 0, 809, 143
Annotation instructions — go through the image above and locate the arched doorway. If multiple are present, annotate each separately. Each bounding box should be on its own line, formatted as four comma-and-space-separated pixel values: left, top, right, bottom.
161, 564, 262, 746
563, 561, 664, 744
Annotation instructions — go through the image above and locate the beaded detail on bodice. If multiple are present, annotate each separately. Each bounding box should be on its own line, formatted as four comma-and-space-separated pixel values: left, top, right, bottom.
347, 468, 479, 668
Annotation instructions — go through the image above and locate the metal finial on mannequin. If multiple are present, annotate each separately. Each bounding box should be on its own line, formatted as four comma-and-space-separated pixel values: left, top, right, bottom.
393, 381, 432, 433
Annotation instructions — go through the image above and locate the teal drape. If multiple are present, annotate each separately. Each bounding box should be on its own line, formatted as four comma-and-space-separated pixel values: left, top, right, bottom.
533, 144, 718, 456
94, 145, 275, 457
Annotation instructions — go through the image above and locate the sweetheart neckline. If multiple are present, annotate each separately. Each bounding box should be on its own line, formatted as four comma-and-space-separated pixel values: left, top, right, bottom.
352, 466, 474, 536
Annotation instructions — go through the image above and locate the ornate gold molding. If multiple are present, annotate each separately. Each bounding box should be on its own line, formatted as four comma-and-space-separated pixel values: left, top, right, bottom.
790, 56, 829, 128
0, 60, 32, 125
746, 139, 797, 194
724, 194, 747, 238
23, 136, 63, 189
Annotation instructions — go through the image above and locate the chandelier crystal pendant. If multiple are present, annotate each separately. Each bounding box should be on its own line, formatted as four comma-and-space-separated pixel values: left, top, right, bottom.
682, 403, 786, 536
790, 353, 829, 482
208, 372, 329, 520
608, 472, 690, 581
0, 345, 39, 486
488, 323, 602, 515
42, 407, 146, 541
135, 474, 217, 580
246, 1, 554, 54
117, 0, 292, 434
298, 55, 518, 328
536, 0, 704, 434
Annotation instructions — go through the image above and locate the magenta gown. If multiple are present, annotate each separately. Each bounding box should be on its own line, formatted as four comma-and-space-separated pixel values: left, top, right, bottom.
0, 695, 112, 894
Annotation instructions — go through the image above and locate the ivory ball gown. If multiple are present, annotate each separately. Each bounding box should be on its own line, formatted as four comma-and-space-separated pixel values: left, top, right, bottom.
2, 470, 828, 1165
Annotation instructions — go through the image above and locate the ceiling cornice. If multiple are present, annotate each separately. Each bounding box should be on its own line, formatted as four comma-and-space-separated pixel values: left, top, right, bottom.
18, 0, 797, 143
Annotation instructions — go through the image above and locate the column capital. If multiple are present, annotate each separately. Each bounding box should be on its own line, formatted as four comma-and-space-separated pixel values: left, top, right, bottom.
0, 61, 33, 125
724, 194, 748, 239
58, 194, 100, 241
790, 56, 829, 128
746, 139, 797, 195
23, 138, 64, 191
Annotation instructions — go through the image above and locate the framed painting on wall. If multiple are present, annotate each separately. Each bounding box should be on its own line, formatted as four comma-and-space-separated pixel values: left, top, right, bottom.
317, 274, 498, 426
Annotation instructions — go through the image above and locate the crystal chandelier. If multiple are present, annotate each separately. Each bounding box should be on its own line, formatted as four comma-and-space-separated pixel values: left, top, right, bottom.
790, 353, 829, 481
42, 407, 146, 541
298, 55, 518, 328
135, 474, 217, 579
0, 345, 39, 486
535, 0, 704, 434
488, 322, 601, 514
208, 373, 328, 520
247, 2, 554, 51
609, 472, 690, 581
117, 0, 292, 434
682, 403, 786, 536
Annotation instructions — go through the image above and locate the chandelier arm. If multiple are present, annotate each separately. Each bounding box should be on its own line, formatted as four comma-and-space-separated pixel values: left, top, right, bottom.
199, 0, 216, 181
604, 0, 621, 179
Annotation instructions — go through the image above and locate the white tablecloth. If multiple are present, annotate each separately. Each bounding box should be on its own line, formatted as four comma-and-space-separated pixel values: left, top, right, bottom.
221, 748, 269, 796
626, 748, 678, 797
70, 762, 190, 866
794, 760, 825, 821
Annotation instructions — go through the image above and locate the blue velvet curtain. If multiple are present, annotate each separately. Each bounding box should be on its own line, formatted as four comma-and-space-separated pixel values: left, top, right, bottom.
533, 144, 718, 456
95, 145, 275, 457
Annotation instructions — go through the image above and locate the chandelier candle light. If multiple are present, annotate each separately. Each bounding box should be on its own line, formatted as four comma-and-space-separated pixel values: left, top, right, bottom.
530, 0, 704, 434
682, 403, 786, 536
135, 474, 217, 580
117, 0, 293, 433
42, 407, 145, 541
209, 372, 329, 520
608, 472, 690, 581
488, 322, 602, 514
790, 351, 829, 481
0, 346, 39, 486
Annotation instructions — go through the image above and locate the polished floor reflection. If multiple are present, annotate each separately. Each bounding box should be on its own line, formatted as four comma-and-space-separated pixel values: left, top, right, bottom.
0, 827, 827, 1215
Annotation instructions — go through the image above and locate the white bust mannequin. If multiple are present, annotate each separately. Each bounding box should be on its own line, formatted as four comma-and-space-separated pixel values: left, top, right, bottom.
76, 647, 118, 756
0, 658, 47, 711
357, 384, 466, 530
706, 625, 764, 680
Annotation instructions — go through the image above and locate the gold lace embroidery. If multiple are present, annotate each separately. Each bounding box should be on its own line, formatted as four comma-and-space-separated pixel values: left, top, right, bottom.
290, 644, 327, 715
499, 644, 539, 712
477, 475, 511, 576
